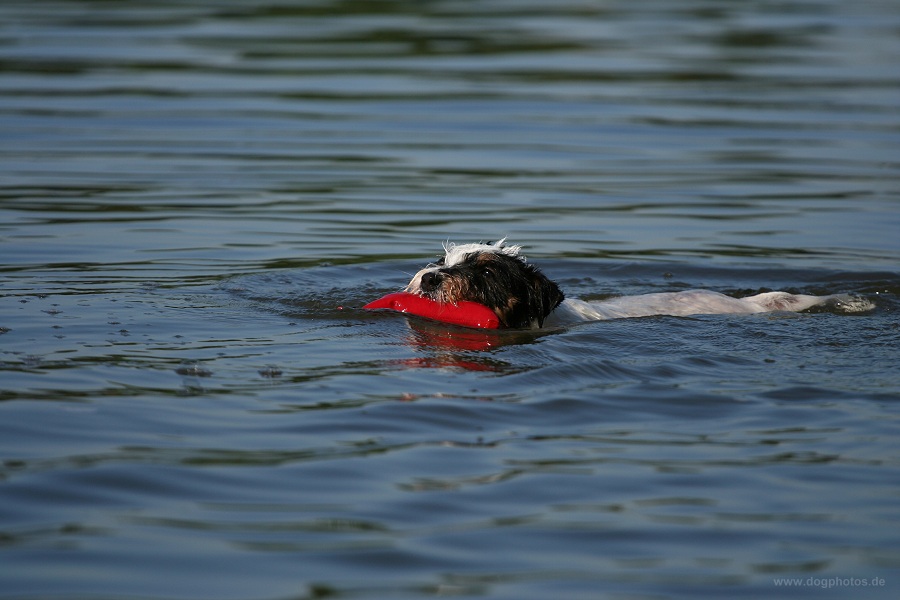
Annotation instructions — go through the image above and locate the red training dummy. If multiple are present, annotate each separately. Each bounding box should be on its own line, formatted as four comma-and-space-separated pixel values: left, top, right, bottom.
363, 292, 500, 329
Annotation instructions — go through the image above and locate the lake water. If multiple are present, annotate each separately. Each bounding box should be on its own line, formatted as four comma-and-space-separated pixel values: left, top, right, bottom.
1, 1, 899, 598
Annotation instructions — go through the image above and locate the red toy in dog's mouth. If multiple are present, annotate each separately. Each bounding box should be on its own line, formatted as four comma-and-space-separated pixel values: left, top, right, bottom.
363, 292, 500, 329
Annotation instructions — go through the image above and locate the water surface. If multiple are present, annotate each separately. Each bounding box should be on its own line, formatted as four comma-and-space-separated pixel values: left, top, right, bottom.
1, 1, 899, 599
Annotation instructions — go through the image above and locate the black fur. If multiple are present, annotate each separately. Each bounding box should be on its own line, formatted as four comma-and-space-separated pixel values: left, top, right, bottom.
418, 251, 564, 328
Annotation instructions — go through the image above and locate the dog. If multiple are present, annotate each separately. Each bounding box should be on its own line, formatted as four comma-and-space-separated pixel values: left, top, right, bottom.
404, 239, 872, 329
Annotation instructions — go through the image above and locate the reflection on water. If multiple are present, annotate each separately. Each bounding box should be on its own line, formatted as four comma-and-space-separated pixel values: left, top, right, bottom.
1, 1, 899, 599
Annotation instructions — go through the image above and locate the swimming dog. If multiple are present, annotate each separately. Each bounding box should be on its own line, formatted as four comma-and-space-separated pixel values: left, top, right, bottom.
404, 239, 871, 329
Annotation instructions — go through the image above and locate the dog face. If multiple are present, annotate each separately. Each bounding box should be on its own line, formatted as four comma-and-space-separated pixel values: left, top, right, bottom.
405, 240, 564, 329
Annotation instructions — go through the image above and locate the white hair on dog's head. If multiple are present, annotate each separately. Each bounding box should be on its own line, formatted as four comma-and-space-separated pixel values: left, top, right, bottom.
441, 238, 524, 267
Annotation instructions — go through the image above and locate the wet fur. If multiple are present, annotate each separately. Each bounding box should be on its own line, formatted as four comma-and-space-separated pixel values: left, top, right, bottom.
404, 239, 872, 329
408, 249, 563, 328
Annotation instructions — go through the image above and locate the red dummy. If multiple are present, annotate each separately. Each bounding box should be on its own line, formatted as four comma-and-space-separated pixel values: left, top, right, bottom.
363, 292, 500, 329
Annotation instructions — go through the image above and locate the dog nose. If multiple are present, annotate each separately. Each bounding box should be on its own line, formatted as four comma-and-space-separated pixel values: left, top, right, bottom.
420, 271, 442, 292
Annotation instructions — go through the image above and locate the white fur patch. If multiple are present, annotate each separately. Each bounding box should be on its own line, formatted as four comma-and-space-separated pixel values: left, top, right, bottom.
441, 238, 524, 267
545, 290, 875, 327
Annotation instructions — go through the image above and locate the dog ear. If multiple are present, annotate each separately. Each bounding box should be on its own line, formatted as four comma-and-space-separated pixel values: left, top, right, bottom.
522, 266, 564, 328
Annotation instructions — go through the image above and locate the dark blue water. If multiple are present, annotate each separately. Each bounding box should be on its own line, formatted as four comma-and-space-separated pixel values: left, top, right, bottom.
1, 1, 899, 599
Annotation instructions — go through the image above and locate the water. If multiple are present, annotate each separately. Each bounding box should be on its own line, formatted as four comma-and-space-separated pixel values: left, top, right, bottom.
1, 1, 899, 598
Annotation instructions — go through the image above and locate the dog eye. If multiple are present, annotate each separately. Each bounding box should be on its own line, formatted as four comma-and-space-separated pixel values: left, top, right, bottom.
435, 257, 445, 266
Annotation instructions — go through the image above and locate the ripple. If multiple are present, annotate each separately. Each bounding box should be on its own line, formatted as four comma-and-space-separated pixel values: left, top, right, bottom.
1, 1, 898, 598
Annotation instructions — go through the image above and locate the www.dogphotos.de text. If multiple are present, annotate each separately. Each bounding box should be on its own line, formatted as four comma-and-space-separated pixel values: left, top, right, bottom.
773, 576, 886, 589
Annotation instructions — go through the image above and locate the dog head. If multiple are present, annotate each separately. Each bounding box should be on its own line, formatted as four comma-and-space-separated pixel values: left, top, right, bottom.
405, 239, 564, 329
